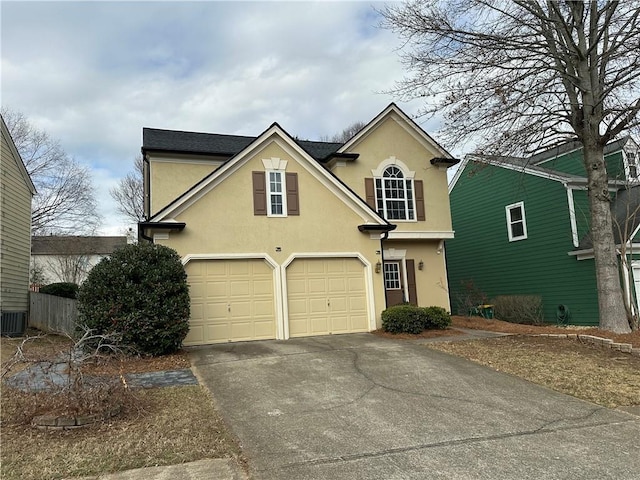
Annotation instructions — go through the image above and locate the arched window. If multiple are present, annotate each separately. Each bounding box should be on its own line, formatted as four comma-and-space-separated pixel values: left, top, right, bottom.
375, 166, 415, 220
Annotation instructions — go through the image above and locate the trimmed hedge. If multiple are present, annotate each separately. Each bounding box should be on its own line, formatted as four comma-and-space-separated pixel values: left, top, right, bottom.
39, 282, 79, 299
382, 305, 451, 334
77, 243, 190, 356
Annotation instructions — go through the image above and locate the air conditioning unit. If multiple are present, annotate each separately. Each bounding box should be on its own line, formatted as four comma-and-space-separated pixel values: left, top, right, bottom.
1, 311, 26, 337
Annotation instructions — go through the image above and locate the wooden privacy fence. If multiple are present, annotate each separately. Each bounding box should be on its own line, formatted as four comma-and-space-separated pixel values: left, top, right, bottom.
29, 292, 78, 335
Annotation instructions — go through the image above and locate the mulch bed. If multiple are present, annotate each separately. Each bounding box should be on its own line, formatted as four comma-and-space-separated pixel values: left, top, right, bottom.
370, 316, 639, 349
450, 315, 640, 348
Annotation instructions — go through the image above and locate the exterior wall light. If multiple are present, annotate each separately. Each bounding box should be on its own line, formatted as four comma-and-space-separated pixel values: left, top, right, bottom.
375, 261, 382, 273
418, 260, 424, 270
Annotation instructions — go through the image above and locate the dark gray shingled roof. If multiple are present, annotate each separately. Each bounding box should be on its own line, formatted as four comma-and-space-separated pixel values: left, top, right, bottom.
143, 128, 342, 161
530, 136, 631, 165
32, 236, 127, 256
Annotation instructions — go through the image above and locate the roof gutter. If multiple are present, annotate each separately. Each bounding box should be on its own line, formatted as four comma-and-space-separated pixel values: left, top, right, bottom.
138, 222, 186, 243
358, 224, 397, 233
431, 157, 460, 167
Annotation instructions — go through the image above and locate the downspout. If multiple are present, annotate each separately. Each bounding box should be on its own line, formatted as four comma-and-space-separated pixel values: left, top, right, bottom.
138, 223, 154, 243
380, 230, 389, 308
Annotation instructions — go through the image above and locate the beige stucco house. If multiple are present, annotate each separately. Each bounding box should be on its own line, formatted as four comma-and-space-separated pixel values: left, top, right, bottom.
1, 114, 36, 334
140, 104, 458, 345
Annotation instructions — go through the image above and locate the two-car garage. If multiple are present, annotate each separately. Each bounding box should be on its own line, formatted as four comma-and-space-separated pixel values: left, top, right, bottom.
183, 256, 370, 346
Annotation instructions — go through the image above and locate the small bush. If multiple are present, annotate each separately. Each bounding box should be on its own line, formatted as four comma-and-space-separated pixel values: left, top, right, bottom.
382, 305, 451, 333
454, 279, 487, 316
423, 306, 452, 329
77, 243, 190, 356
39, 282, 79, 299
492, 295, 544, 325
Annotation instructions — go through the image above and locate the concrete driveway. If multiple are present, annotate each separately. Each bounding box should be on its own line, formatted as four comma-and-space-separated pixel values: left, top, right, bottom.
189, 334, 640, 480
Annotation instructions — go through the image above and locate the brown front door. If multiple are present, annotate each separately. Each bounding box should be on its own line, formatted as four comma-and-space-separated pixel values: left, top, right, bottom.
384, 259, 417, 307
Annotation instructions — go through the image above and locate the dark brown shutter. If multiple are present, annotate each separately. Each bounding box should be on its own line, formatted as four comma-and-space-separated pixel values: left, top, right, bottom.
414, 180, 425, 221
252, 171, 267, 215
364, 178, 376, 209
286, 172, 299, 215
406, 259, 418, 305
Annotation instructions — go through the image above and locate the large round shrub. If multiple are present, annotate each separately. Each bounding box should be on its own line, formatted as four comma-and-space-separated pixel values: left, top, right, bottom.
381, 305, 428, 334
423, 306, 451, 329
77, 243, 190, 356
39, 282, 79, 299
382, 305, 452, 334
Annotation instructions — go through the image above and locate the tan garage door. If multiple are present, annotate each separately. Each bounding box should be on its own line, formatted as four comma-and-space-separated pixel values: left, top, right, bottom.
184, 259, 276, 345
287, 258, 368, 337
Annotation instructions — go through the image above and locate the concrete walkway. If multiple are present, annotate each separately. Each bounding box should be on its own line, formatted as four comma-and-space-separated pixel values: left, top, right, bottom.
190, 333, 640, 480
69, 458, 246, 480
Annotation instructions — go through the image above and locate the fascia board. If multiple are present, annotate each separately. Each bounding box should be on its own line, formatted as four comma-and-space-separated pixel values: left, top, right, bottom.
466, 155, 574, 183
448, 157, 469, 193
386, 231, 455, 240
1, 117, 36, 194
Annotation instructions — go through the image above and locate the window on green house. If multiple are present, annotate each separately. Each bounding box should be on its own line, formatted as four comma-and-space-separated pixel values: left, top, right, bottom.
506, 202, 528, 241
624, 148, 639, 180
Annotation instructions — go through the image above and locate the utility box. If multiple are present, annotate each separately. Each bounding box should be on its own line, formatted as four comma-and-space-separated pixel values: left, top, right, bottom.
1, 311, 26, 337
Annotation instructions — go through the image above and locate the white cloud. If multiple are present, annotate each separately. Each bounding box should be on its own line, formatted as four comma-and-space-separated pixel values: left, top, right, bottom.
1, 1, 454, 235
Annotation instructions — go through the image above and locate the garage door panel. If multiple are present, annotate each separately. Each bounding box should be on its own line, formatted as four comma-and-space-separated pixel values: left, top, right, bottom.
206, 280, 229, 297
287, 279, 307, 294
308, 278, 327, 294
254, 300, 274, 316
253, 279, 273, 295
230, 280, 251, 296
348, 277, 365, 292
307, 261, 326, 274
190, 304, 204, 321
349, 296, 366, 311
331, 316, 348, 332
205, 302, 228, 318
287, 258, 369, 337
330, 297, 347, 313
310, 317, 330, 333
205, 262, 226, 276
310, 298, 328, 313
207, 324, 230, 343
349, 315, 368, 330
184, 325, 204, 344
327, 260, 346, 273
185, 259, 276, 345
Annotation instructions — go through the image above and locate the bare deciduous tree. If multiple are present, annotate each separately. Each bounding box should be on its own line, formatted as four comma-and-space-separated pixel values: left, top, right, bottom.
381, 0, 640, 332
1, 107, 100, 235
110, 155, 145, 224
325, 121, 368, 143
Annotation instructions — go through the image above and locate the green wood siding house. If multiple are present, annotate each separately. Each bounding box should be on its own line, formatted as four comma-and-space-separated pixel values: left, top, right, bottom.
1, 115, 36, 334
446, 137, 639, 326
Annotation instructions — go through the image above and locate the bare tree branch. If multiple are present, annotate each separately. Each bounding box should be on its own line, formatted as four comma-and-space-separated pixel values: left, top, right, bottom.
380, 0, 640, 333
1, 107, 101, 235
110, 155, 145, 223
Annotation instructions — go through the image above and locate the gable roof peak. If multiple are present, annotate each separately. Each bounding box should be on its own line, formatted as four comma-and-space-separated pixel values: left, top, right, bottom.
337, 103, 452, 159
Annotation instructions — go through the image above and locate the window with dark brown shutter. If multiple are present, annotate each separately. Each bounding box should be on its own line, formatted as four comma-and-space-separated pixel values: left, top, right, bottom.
414, 180, 425, 221
364, 178, 375, 209
252, 171, 267, 215
286, 172, 299, 215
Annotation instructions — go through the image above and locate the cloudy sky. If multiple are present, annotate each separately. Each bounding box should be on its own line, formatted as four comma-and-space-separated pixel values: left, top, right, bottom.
2, 0, 454, 236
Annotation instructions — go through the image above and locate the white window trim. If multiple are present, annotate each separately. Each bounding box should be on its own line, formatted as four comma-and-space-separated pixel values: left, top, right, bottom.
383, 249, 410, 303
374, 165, 417, 222
506, 201, 528, 242
383, 262, 402, 290
623, 147, 640, 181
266, 169, 287, 217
